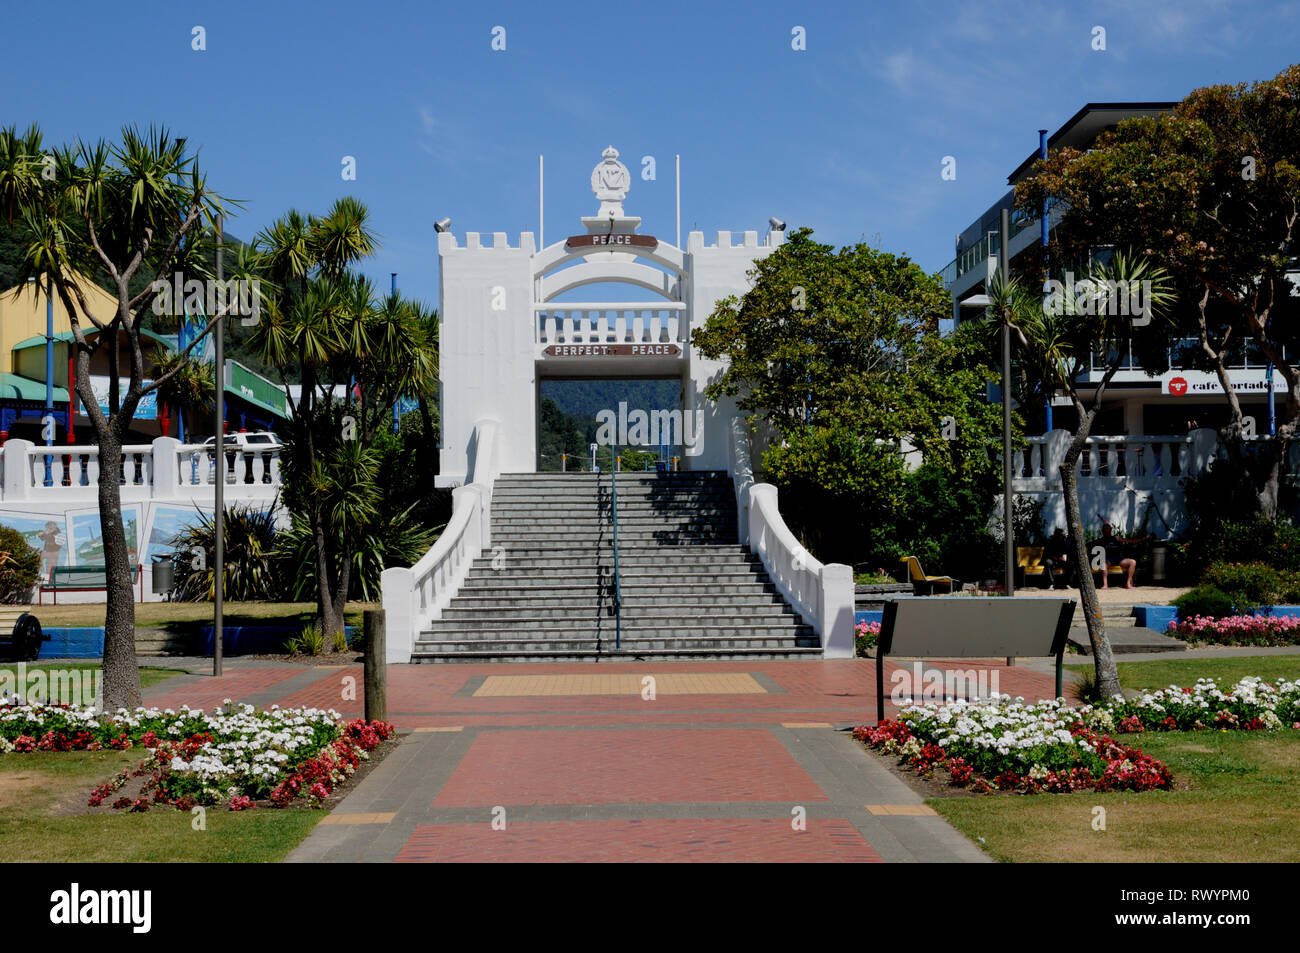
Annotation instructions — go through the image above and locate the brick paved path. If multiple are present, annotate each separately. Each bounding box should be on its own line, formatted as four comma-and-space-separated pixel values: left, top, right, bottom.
146, 657, 1057, 862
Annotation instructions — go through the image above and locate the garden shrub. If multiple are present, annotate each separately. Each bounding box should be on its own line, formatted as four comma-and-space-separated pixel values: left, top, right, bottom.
1171, 585, 1239, 620
1202, 562, 1285, 607
0, 525, 41, 604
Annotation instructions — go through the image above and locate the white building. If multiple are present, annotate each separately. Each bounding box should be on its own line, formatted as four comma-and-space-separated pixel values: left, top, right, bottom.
435, 146, 785, 484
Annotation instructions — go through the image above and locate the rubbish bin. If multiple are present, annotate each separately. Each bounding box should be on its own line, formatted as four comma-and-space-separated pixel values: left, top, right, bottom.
1151, 545, 1167, 583
151, 556, 174, 596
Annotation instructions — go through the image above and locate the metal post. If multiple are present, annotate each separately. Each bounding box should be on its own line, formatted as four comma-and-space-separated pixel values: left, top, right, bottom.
675, 154, 681, 249
44, 275, 54, 486
364, 608, 387, 723
1000, 208, 1015, 599
391, 272, 400, 431
611, 442, 622, 652
214, 215, 224, 678
539, 154, 544, 248
1039, 129, 1053, 433
1268, 360, 1276, 435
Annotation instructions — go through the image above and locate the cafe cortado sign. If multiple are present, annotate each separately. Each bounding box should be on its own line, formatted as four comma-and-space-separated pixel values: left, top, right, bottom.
543, 343, 681, 357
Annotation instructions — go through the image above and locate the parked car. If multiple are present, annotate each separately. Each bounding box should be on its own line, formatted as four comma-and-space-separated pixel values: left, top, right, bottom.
204, 432, 282, 483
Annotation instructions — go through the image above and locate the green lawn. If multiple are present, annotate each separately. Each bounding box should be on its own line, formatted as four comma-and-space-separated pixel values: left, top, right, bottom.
0, 750, 324, 862
2, 662, 182, 699
932, 729, 1300, 862
35, 600, 379, 632
936, 655, 1300, 862
1068, 654, 1300, 691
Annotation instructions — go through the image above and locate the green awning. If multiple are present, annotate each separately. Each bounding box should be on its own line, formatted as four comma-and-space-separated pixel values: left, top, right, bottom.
12, 327, 177, 352
0, 372, 70, 403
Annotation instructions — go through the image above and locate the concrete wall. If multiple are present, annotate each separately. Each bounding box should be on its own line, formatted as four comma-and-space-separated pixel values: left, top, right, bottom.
684, 230, 782, 471
0, 436, 284, 603
437, 232, 537, 486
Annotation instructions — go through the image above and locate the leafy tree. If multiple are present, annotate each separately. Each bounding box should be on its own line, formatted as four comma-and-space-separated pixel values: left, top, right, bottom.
990, 252, 1175, 699
249, 199, 437, 643
0, 525, 41, 603
694, 228, 1003, 571
169, 503, 278, 601
1017, 64, 1300, 516
1, 124, 237, 709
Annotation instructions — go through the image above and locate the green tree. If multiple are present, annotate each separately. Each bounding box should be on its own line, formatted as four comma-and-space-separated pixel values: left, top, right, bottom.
1, 125, 235, 710
990, 252, 1175, 699
249, 199, 437, 644
1017, 64, 1300, 517
694, 228, 1002, 569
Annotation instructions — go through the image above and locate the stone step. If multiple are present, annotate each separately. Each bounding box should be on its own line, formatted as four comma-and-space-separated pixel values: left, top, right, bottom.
414, 637, 818, 653
457, 579, 774, 595
1067, 626, 1189, 654
440, 599, 796, 620
411, 646, 822, 663
470, 547, 756, 561
492, 530, 738, 542
422, 620, 813, 637
426, 609, 804, 629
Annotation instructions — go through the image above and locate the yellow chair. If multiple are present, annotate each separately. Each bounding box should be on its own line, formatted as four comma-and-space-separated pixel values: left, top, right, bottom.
1017, 546, 1049, 588
899, 556, 958, 596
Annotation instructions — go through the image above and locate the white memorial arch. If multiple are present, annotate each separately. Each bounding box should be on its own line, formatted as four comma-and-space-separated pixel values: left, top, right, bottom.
436, 146, 786, 482
381, 147, 855, 662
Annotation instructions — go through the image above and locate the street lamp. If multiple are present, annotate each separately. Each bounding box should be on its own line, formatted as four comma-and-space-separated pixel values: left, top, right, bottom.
958, 211, 1016, 599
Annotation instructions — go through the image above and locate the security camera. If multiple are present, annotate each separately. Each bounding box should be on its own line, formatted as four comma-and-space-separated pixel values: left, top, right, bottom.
434, 218, 452, 233
769, 217, 786, 231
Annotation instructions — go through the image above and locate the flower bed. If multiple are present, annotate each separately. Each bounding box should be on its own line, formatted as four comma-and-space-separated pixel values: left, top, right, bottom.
855, 677, 1300, 794
1167, 613, 1300, 646
855, 620, 881, 657
0, 701, 395, 811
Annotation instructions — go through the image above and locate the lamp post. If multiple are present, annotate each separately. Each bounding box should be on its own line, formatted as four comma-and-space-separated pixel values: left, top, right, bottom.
999, 208, 1014, 598
214, 214, 224, 678
44, 275, 54, 486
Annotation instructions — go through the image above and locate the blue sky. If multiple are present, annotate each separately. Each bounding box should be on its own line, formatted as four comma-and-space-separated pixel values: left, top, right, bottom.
2, 0, 1297, 307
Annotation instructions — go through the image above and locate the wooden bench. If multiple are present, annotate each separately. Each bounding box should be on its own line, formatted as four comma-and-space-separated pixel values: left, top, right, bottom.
874, 596, 1076, 723
39, 564, 142, 605
0, 606, 47, 662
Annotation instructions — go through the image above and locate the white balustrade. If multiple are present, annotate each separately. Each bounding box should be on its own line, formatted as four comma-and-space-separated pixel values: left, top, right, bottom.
0, 436, 283, 502
535, 306, 686, 348
729, 416, 854, 658
381, 418, 500, 663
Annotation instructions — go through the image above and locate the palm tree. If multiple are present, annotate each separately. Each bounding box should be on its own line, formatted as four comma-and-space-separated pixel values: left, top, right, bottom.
249, 200, 435, 646
151, 347, 215, 438
990, 251, 1174, 700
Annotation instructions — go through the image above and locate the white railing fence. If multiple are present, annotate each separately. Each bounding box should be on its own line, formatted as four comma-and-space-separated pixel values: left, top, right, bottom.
381, 417, 500, 663
728, 416, 854, 658
0, 436, 283, 501
1012, 429, 1300, 487
535, 307, 686, 347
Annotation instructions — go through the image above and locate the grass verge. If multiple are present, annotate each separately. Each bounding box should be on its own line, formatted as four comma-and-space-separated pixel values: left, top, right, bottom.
0, 749, 323, 861
930, 729, 1300, 862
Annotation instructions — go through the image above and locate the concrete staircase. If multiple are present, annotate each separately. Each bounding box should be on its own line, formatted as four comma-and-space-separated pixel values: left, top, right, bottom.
1067, 601, 1187, 654
411, 471, 821, 662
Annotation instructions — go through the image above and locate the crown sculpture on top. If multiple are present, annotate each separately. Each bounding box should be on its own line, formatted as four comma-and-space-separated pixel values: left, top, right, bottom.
582, 146, 640, 235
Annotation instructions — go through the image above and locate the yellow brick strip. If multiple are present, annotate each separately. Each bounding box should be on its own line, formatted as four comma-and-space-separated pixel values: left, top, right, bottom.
782, 722, 833, 728
472, 672, 767, 697
319, 812, 395, 825
866, 804, 939, 816
414, 726, 464, 732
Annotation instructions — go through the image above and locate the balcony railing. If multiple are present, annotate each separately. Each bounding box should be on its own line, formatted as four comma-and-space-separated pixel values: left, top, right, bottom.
1, 436, 283, 502
535, 304, 687, 348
